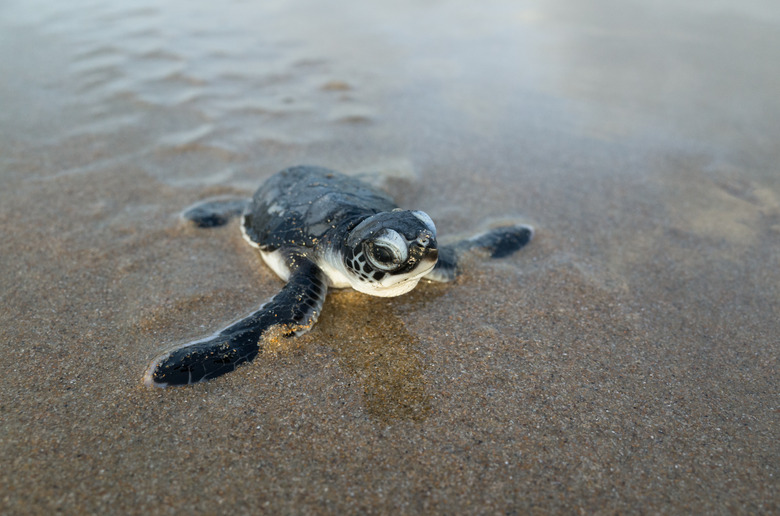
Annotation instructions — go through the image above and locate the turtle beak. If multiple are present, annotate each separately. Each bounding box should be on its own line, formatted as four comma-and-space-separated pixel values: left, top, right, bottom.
426, 245, 438, 262
416, 231, 438, 263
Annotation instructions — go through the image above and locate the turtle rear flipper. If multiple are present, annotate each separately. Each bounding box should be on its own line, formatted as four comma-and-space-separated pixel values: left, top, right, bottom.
144, 259, 327, 387
182, 197, 250, 228
424, 224, 533, 283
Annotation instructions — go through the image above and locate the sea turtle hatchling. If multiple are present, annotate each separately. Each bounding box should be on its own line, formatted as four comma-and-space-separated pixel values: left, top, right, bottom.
144, 166, 533, 387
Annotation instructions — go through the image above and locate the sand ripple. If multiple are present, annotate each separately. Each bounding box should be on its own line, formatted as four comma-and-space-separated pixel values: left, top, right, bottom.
5, 0, 383, 187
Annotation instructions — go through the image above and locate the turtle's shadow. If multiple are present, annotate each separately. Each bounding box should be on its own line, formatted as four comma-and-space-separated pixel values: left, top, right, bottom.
313, 285, 447, 422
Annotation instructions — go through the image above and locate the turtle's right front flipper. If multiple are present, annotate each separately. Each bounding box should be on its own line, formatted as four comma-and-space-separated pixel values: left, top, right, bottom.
143, 260, 327, 387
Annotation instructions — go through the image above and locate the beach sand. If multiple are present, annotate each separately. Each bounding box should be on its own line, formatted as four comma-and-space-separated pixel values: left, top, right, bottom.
1, 0, 778, 513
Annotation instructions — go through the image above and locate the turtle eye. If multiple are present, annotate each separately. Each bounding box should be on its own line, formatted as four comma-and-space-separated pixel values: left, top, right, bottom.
372, 245, 397, 264
365, 229, 408, 271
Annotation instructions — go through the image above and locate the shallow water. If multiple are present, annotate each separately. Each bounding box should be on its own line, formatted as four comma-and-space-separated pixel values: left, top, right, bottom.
2, 0, 779, 513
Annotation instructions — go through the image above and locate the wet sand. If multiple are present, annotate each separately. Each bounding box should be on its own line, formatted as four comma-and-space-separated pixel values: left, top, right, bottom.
1, 0, 778, 513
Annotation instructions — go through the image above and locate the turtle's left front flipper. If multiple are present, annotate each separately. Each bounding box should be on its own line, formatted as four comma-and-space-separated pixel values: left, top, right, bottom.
143, 260, 327, 387
425, 224, 533, 282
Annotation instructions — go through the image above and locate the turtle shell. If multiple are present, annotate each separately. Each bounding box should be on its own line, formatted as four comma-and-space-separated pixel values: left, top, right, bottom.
242, 166, 398, 252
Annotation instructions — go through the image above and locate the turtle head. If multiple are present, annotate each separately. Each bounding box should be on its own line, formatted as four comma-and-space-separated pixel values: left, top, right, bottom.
343, 210, 438, 297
